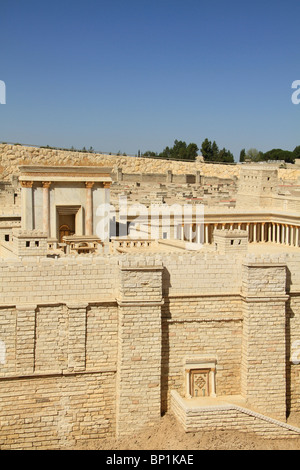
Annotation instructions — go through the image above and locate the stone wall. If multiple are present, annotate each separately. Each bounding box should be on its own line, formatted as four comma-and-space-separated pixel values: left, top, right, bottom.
171, 391, 300, 439
0, 251, 299, 448
1, 144, 299, 182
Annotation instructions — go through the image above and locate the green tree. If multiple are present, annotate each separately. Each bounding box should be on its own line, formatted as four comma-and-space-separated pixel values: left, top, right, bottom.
239, 149, 246, 162
245, 148, 263, 162
143, 151, 157, 157
263, 149, 295, 164
201, 139, 234, 163
211, 141, 219, 161
293, 146, 300, 159
159, 140, 198, 161
218, 148, 234, 163
201, 138, 213, 161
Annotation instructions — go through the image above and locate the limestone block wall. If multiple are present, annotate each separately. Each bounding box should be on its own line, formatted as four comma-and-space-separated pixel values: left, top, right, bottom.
0, 256, 119, 305
116, 257, 163, 437
0, 372, 116, 449
0, 300, 118, 449
160, 252, 244, 411
241, 259, 288, 421
286, 253, 300, 414
0, 251, 299, 448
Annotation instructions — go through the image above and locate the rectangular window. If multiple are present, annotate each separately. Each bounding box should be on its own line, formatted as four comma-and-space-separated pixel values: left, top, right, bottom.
4, 235, 9, 242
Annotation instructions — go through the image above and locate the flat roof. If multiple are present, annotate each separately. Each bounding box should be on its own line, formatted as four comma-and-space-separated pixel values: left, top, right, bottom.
18, 165, 112, 183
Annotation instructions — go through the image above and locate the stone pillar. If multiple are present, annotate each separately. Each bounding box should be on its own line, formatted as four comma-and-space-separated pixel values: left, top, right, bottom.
67, 303, 87, 372
195, 171, 201, 185
286, 225, 290, 246
253, 223, 257, 243
16, 304, 37, 375
268, 223, 272, 242
282, 225, 286, 245
85, 182, 94, 236
189, 224, 193, 242
196, 224, 201, 244
277, 224, 281, 244
272, 223, 276, 243
117, 167, 123, 182
246, 223, 250, 242
167, 170, 173, 183
20, 181, 34, 231
261, 222, 265, 242
296, 226, 299, 247
116, 257, 163, 438
205, 224, 209, 244
42, 182, 51, 236
181, 225, 184, 241
241, 258, 288, 421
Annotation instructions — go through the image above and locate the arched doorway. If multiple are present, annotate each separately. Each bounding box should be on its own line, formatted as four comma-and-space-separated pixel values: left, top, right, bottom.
59, 224, 73, 242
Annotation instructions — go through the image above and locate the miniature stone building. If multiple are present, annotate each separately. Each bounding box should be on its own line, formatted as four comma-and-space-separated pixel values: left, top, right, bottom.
214, 229, 248, 254
18, 165, 112, 241
0, 159, 299, 449
11, 229, 48, 257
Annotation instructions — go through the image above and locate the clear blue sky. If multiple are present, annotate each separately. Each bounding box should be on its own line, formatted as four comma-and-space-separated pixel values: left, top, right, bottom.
0, 0, 300, 160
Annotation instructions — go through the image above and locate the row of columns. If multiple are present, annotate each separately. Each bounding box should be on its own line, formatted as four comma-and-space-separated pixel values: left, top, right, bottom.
178, 222, 300, 247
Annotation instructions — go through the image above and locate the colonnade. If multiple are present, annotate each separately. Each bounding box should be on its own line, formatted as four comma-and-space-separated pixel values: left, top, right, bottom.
177, 221, 300, 248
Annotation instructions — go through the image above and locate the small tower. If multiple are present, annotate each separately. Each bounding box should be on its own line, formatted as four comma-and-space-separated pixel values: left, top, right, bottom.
214, 229, 248, 255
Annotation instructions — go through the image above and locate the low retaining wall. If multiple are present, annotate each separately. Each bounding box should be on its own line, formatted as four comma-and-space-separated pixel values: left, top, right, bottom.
171, 391, 300, 439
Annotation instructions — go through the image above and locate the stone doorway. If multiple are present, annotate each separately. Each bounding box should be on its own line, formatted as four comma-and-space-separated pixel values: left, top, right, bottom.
189, 369, 210, 397
59, 214, 75, 242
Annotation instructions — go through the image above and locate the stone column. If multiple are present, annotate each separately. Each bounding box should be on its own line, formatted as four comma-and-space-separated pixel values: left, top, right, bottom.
296, 226, 299, 248
117, 167, 123, 182
241, 259, 288, 421
181, 225, 184, 241
253, 223, 257, 243
277, 224, 281, 244
42, 182, 51, 236
286, 225, 290, 246
272, 223, 276, 243
205, 224, 209, 244
167, 170, 173, 183
209, 368, 216, 397
261, 222, 265, 243
85, 182, 94, 236
196, 224, 201, 244
246, 223, 250, 242
20, 181, 34, 230
116, 257, 163, 438
189, 224, 193, 242
268, 223, 272, 243
290, 226, 295, 247
283, 225, 287, 245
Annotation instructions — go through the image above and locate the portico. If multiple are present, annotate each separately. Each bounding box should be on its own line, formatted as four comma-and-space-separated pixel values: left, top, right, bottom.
19, 165, 112, 243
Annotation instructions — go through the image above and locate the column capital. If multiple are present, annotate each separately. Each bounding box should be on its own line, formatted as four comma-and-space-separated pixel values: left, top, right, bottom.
42, 181, 51, 188
20, 181, 33, 188
85, 181, 94, 189
103, 182, 111, 189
